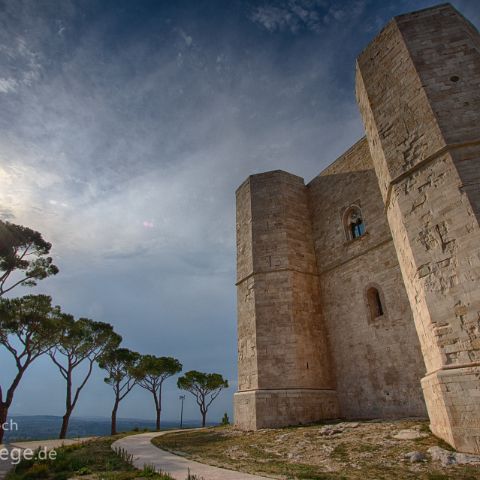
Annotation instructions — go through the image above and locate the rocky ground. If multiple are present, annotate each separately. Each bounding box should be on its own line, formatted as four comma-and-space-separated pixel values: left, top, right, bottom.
152, 419, 480, 480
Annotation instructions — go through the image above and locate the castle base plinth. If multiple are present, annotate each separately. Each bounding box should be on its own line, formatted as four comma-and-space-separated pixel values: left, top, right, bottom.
234, 389, 339, 430
422, 366, 480, 454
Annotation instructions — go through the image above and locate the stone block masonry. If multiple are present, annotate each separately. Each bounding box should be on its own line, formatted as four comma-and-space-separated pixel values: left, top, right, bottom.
235, 3, 480, 454
356, 3, 480, 453
234, 171, 338, 430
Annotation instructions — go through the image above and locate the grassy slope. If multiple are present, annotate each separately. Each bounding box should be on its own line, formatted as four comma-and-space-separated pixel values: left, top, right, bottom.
6, 433, 173, 480
152, 420, 480, 480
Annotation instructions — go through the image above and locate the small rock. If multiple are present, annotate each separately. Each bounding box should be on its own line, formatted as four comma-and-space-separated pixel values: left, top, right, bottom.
428, 446, 480, 467
404, 451, 426, 463
319, 428, 342, 436
393, 429, 428, 440
428, 446, 457, 466
318, 425, 344, 436
455, 452, 480, 465
337, 422, 359, 429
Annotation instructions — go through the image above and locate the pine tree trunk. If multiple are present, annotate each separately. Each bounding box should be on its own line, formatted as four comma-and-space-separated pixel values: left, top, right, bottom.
111, 399, 119, 436
60, 369, 73, 439
59, 410, 72, 439
156, 408, 161, 431
152, 389, 161, 431
201, 411, 206, 427
0, 403, 8, 444
0, 367, 28, 444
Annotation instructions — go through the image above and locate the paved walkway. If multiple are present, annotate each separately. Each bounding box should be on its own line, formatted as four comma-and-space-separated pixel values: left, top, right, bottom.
112, 431, 271, 479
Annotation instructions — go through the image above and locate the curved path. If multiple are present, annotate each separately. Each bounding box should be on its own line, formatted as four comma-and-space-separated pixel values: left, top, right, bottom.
112, 431, 271, 479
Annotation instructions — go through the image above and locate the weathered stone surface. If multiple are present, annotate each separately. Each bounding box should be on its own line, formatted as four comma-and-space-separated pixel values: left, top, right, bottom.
428, 446, 480, 467
309, 139, 426, 420
393, 429, 428, 440
356, 4, 480, 454
234, 389, 338, 430
235, 3, 480, 455
235, 171, 338, 429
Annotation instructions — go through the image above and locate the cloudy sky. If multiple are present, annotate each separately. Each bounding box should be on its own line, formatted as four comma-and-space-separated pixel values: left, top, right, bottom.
1, 0, 479, 427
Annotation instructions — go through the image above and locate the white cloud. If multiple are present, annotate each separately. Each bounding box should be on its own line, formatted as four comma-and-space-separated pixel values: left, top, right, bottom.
251, 5, 300, 33
0, 77, 18, 93
0, 37, 42, 92
250, 0, 367, 33
180, 29, 193, 46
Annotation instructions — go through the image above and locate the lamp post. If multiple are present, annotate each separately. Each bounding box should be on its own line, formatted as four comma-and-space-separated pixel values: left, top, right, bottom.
179, 395, 185, 428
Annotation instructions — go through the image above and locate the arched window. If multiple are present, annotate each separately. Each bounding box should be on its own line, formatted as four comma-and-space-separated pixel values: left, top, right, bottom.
367, 287, 384, 320
344, 205, 365, 241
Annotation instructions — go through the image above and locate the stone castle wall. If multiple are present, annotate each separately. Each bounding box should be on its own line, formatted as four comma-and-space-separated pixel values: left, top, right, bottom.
235, 4, 480, 453
308, 138, 426, 419
356, 3, 480, 453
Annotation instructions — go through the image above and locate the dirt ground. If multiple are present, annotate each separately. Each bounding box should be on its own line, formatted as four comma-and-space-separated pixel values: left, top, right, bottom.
152, 419, 480, 480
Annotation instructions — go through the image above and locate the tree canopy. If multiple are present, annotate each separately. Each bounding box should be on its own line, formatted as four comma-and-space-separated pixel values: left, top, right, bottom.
136, 355, 182, 430
98, 348, 141, 435
0, 295, 62, 442
50, 315, 122, 438
0, 220, 58, 296
177, 370, 228, 427
99, 348, 141, 391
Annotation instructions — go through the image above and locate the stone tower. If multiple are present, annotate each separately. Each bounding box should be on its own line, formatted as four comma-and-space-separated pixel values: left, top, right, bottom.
356, 4, 480, 453
234, 171, 338, 430
235, 3, 480, 454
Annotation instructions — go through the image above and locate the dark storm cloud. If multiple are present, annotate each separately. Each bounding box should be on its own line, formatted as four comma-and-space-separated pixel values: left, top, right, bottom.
0, 0, 479, 423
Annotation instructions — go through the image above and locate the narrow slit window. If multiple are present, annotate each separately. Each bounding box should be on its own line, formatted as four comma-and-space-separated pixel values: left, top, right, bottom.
367, 287, 384, 320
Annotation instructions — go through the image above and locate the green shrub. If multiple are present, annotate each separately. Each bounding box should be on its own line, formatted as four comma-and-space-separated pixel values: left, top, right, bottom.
141, 464, 157, 477
11, 457, 35, 474
114, 446, 134, 465
221, 413, 230, 426
23, 463, 49, 479
75, 466, 92, 475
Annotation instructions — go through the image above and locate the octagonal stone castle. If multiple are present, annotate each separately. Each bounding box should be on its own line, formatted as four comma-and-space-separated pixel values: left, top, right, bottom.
234, 3, 480, 454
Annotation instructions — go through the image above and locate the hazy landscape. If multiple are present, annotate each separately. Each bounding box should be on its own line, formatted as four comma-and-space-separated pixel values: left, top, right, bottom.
3, 415, 208, 443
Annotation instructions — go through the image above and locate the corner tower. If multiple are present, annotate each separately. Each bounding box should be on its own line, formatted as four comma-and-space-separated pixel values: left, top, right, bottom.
356, 4, 480, 453
234, 171, 338, 429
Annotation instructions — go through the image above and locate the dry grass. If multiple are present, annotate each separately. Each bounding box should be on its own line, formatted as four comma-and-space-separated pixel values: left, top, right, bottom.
6, 434, 173, 480
152, 419, 480, 480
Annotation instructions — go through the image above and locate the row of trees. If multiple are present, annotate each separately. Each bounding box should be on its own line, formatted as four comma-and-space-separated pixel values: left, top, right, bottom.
0, 220, 228, 443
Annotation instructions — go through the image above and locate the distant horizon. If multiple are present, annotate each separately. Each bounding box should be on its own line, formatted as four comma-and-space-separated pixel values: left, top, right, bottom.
2, 414, 218, 443
7, 413, 214, 423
